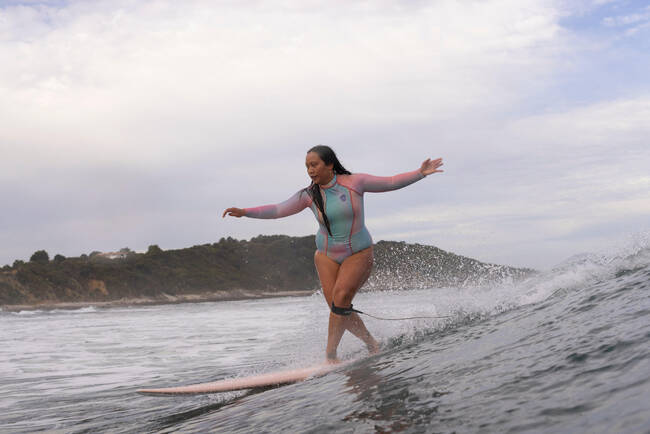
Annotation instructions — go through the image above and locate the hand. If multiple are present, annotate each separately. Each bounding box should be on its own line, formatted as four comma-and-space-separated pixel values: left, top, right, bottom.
222, 207, 246, 218
419, 158, 444, 176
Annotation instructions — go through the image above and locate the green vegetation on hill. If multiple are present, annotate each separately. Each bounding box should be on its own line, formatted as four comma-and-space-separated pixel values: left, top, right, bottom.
0, 235, 534, 307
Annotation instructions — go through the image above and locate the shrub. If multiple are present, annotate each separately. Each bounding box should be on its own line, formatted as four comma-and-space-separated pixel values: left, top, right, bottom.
30, 250, 49, 264
147, 245, 163, 255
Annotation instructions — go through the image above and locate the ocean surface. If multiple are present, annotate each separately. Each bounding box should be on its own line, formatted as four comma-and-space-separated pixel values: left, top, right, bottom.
1, 237, 649, 433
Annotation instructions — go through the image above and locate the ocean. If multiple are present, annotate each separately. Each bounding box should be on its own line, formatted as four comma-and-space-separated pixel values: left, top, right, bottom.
1, 237, 649, 433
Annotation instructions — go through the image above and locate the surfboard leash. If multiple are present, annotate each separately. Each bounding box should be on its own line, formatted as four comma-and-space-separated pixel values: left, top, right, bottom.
356, 310, 453, 321
331, 302, 452, 321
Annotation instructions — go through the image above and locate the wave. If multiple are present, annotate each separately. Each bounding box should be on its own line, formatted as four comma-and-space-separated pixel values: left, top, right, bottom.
517, 230, 650, 302
7, 305, 100, 316
350, 230, 650, 357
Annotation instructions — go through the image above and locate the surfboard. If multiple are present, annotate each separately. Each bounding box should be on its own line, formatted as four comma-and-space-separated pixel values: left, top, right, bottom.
137, 362, 346, 396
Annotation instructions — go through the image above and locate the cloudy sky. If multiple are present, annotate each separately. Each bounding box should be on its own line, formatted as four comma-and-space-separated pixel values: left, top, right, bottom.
1, 0, 648, 270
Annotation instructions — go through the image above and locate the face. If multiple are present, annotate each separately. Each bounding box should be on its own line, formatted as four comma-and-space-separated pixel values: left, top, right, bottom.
305, 152, 334, 185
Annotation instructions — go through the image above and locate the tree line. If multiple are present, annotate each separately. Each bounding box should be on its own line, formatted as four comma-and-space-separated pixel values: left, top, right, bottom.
0, 235, 534, 306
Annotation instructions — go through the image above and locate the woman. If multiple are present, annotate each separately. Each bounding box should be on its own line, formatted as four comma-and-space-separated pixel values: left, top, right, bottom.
223, 146, 443, 362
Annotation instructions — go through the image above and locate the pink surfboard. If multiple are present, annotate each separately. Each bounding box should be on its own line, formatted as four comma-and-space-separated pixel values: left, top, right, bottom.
137, 362, 347, 396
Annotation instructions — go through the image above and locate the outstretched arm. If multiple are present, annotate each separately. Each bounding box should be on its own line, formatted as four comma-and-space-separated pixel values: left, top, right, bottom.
358, 158, 444, 193
222, 190, 311, 219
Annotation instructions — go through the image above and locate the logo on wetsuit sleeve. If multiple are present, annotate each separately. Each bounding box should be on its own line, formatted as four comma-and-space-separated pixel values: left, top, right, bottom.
340, 194, 347, 202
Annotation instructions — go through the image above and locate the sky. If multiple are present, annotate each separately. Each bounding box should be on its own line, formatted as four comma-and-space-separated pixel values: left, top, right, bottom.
1, 0, 649, 270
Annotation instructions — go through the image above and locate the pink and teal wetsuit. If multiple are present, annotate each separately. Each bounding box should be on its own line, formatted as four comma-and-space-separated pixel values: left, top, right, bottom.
244, 170, 425, 264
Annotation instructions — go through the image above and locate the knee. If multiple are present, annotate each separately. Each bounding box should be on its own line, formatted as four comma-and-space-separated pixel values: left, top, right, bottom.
333, 287, 353, 307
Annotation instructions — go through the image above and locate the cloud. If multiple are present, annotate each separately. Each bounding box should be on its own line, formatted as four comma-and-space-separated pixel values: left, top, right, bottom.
0, 0, 563, 170
603, 6, 650, 27
363, 96, 650, 268
0, 0, 648, 269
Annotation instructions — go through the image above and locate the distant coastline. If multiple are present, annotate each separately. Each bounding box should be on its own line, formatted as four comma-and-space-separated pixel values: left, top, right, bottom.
1, 235, 535, 311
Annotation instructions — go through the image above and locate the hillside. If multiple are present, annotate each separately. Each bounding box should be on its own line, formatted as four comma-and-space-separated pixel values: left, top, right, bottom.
0, 235, 535, 308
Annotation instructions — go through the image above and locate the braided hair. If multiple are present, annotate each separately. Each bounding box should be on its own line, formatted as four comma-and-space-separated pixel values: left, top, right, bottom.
306, 145, 351, 236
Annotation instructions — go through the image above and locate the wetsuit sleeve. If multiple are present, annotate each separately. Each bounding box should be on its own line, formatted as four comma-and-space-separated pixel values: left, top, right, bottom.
243, 190, 311, 219
354, 170, 425, 193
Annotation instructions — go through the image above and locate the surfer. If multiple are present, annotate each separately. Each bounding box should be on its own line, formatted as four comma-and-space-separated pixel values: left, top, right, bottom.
223, 146, 443, 362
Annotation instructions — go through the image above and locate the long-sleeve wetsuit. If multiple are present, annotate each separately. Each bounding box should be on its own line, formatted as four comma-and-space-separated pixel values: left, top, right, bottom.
243, 170, 425, 263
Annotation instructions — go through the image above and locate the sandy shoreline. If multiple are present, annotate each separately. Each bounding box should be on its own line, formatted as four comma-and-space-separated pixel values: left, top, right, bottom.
1, 289, 316, 312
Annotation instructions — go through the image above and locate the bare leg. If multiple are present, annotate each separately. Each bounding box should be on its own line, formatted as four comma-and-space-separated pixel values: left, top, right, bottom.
314, 250, 339, 307
314, 248, 378, 361
347, 313, 380, 353
315, 251, 378, 351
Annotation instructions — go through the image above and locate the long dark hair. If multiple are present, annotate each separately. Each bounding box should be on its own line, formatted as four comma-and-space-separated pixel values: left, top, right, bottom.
306, 145, 351, 236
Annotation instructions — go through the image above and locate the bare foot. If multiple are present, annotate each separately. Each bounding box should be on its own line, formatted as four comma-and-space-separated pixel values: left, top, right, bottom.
326, 351, 341, 364
367, 339, 381, 355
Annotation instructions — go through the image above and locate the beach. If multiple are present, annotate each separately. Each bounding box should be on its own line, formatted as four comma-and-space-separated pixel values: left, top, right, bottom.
0, 289, 314, 312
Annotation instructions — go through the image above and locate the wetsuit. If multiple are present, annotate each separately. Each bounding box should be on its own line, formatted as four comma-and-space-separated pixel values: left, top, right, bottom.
244, 170, 425, 263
